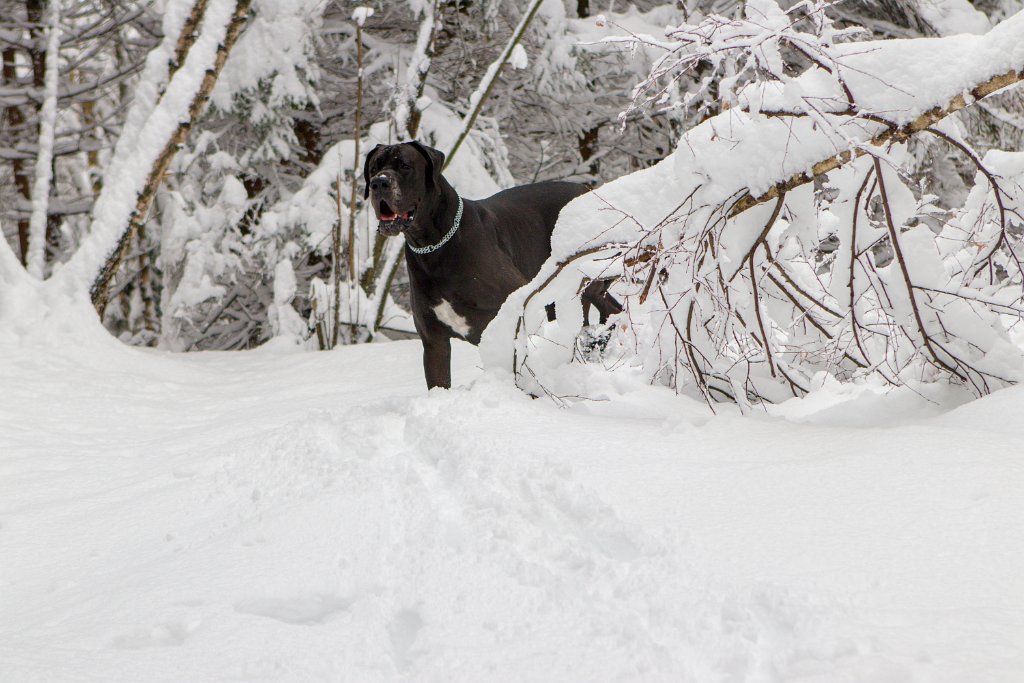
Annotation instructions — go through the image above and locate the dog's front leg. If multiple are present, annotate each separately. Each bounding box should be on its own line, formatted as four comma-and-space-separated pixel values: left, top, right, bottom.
422, 336, 452, 389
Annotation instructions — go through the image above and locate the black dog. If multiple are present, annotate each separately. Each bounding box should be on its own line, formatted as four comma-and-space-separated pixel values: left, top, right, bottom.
364, 141, 620, 389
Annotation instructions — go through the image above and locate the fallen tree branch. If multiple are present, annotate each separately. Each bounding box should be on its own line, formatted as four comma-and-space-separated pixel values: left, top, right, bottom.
501, 7, 1024, 403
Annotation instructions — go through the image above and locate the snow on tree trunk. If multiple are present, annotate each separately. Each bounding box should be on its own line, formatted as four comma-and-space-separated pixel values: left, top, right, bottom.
25, 0, 60, 280
47, 0, 251, 311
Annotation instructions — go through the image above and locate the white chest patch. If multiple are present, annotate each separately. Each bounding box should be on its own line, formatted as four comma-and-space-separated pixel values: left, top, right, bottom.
433, 299, 472, 338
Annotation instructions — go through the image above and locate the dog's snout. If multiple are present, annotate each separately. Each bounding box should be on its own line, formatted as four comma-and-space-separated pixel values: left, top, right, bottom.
370, 174, 391, 194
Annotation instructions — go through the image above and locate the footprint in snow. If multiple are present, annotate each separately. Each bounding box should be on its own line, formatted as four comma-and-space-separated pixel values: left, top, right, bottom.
112, 619, 202, 649
388, 608, 424, 671
233, 594, 353, 625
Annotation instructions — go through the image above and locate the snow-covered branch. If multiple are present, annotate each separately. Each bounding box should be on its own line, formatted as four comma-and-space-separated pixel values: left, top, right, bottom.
444, 0, 545, 167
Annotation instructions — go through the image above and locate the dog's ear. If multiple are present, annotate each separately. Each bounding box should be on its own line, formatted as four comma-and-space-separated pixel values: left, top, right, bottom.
408, 141, 446, 191
363, 144, 385, 199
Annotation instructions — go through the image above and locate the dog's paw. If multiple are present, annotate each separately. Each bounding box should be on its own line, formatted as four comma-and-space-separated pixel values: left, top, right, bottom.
575, 324, 614, 362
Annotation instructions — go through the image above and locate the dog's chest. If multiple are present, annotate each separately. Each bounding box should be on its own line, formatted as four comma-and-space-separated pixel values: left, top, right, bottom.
432, 299, 473, 338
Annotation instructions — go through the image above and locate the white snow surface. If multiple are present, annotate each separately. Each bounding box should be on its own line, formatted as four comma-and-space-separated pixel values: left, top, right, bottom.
2, 329, 1023, 681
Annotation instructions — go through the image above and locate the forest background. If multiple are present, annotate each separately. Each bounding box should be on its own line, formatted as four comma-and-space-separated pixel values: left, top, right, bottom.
2, 0, 1023, 399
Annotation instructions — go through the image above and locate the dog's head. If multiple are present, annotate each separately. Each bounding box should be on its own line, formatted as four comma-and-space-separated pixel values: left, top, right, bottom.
363, 142, 446, 237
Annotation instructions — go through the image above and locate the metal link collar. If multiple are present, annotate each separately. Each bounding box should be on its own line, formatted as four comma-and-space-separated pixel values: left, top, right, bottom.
407, 193, 463, 255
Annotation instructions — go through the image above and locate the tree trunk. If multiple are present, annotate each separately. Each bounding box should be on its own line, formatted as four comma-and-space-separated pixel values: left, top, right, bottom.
1, 47, 31, 265
25, 0, 60, 278
89, 0, 253, 316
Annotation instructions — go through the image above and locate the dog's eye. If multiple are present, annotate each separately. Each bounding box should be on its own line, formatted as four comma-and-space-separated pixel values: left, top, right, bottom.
398, 160, 410, 170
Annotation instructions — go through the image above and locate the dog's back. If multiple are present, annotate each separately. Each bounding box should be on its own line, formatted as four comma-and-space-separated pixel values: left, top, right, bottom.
483, 181, 588, 225
478, 181, 588, 279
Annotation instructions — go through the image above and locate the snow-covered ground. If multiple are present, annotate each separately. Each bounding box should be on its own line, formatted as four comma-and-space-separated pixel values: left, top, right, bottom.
2, 336, 1023, 682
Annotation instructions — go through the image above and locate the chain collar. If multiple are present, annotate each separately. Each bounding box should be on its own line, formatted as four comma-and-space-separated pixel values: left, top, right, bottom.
407, 193, 463, 255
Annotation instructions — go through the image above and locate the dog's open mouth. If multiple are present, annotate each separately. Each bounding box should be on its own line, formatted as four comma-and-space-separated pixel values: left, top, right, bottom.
377, 199, 415, 236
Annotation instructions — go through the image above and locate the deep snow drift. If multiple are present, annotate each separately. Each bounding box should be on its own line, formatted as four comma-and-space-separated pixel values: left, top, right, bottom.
1, 335, 1022, 682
